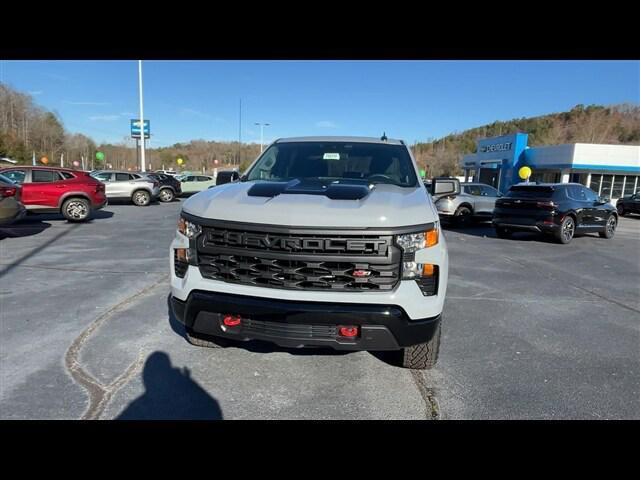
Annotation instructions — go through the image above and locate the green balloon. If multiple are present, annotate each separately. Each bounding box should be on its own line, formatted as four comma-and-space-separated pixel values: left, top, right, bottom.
419, 169, 426, 178
95, 151, 105, 161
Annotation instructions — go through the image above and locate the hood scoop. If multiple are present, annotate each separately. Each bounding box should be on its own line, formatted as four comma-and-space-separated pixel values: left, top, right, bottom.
247, 179, 373, 200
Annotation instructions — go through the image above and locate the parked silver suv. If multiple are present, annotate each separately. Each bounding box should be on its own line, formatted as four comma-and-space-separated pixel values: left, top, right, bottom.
434, 181, 502, 225
90, 170, 160, 206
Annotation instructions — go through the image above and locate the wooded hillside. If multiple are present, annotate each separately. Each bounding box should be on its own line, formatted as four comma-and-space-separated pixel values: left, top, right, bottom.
2, 83, 638, 176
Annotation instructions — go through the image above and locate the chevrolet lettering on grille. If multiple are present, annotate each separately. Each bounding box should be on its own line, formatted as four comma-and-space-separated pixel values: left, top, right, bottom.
206, 230, 389, 254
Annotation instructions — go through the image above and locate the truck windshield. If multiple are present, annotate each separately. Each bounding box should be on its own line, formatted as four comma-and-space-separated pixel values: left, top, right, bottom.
245, 141, 418, 187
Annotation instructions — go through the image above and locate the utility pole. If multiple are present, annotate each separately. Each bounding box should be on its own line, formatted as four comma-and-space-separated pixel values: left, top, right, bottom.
138, 60, 146, 172
237, 98, 242, 165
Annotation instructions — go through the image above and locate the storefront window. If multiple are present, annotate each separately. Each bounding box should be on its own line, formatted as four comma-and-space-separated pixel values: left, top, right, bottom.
589, 174, 602, 193
600, 174, 613, 197
612, 176, 624, 199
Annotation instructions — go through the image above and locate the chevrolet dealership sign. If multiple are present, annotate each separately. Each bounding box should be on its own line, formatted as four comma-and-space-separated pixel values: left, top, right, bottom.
480, 142, 513, 153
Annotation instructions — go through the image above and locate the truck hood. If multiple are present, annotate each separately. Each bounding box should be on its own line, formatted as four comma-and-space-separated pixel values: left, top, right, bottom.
182, 181, 437, 228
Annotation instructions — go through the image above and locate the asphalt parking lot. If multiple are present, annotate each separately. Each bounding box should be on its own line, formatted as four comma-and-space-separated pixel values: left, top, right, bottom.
1, 202, 638, 419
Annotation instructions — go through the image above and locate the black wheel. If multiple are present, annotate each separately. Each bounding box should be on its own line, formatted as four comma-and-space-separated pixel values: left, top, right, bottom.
185, 328, 229, 348
158, 188, 174, 203
454, 206, 472, 226
401, 322, 441, 370
555, 215, 575, 244
599, 214, 617, 239
495, 226, 512, 239
61, 198, 91, 222
132, 189, 151, 206
617, 204, 625, 216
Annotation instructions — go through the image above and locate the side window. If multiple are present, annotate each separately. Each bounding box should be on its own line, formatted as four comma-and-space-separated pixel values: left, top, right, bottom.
480, 185, 499, 197
115, 173, 130, 182
198, 176, 211, 181
3, 170, 26, 184
32, 170, 61, 183
567, 186, 584, 201
582, 187, 598, 202
93, 172, 112, 182
185, 176, 195, 182
60, 171, 75, 180
466, 185, 481, 196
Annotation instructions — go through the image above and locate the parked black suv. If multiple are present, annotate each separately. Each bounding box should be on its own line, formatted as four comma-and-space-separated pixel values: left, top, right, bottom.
616, 192, 640, 216
143, 173, 182, 202
493, 183, 618, 244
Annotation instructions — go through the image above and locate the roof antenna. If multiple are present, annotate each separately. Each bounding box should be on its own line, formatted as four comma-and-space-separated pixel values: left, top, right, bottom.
381, 131, 388, 142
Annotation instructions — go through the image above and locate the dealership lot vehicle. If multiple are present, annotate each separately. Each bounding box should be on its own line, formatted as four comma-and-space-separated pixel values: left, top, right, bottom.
616, 193, 640, 216
214, 170, 240, 186
90, 170, 159, 206
0, 166, 107, 221
493, 183, 618, 244
0, 173, 26, 225
140, 172, 181, 202
1, 203, 638, 420
155, 169, 178, 176
170, 136, 449, 369
178, 174, 216, 194
434, 179, 502, 225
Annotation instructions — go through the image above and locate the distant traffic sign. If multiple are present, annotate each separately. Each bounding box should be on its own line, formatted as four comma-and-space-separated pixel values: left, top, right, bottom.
131, 119, 150, 139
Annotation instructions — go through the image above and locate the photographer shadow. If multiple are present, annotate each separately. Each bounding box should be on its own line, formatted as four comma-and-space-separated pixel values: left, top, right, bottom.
115, 351, 223, 420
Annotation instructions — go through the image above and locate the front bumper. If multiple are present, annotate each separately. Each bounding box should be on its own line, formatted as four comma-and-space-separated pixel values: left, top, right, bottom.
171, 291, 441, 351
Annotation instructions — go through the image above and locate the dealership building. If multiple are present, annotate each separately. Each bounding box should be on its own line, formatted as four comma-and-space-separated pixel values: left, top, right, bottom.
461, 133, 640, 203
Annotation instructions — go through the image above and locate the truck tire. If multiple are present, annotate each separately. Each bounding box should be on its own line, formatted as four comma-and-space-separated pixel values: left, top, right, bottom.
185, 327, 229, 348
132, 189, 151, 206
401, 322, 441, 370
61, 197, 91, 222
158, 187, 174, 203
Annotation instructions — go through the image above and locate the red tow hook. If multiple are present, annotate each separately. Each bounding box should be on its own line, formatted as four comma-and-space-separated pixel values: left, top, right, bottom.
222, 314, 242, 327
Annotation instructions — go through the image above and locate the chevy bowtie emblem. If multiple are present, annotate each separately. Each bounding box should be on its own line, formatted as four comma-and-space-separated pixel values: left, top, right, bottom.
352, 270, 372, 277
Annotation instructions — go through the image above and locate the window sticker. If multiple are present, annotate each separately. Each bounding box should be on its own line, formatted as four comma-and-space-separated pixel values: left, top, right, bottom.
323, 152, 341, 160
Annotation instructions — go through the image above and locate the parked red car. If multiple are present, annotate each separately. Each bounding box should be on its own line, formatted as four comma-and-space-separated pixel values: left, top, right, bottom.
0, 166, 107, 222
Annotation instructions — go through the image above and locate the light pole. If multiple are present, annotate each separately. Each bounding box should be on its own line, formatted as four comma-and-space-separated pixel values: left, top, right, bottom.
138, 60, 146, 172
254, 122, 270, 153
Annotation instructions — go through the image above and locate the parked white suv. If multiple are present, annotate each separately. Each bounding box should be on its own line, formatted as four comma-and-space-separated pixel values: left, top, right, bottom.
169, 136, 450, 369
91, 170, 160, 206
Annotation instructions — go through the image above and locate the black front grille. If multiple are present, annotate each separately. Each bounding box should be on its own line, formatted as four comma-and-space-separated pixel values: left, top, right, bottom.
198, 254, 398, 291
196, 225, 401, 292
240, 318, 337, 340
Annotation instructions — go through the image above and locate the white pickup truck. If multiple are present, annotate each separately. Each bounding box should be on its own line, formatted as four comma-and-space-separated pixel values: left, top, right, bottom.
169, 136, 451, 369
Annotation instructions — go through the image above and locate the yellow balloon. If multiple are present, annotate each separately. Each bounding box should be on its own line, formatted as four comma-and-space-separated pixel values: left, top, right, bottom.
177, 158, 184, 165
40, 157, 49, 165
518, 166, 532, 180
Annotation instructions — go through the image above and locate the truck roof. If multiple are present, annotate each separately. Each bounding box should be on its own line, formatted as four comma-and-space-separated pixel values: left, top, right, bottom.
274, 136, 405, 146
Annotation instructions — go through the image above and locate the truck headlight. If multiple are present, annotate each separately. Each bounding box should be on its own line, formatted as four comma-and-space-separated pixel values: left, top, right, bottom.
396, 225, 439, 253
177, 216, 202, 238
397, 225, 439, 283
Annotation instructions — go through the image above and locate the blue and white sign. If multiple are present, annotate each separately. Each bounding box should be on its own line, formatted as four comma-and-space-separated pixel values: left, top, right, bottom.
130, 119, 150, 139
